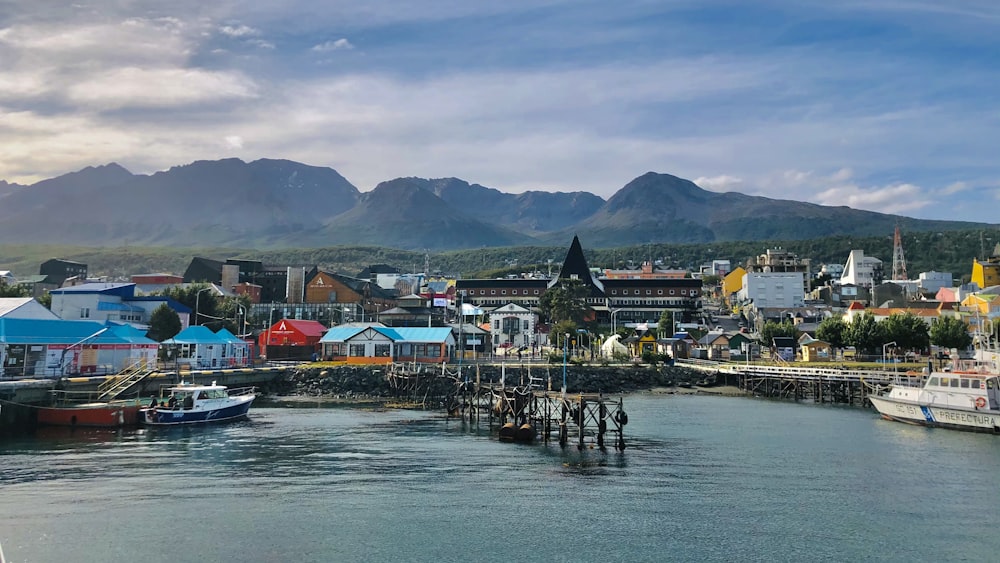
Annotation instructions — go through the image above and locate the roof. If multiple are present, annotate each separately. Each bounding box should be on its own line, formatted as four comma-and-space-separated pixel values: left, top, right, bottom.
214, 328, 247, 344
0, 318, 155, 345
269, 319, 328, 337
165, 325, 226, 344
125, 296, 192, 314
0, 298, 33, 317
491, 303, 531, 314
50, 282, 136, 297
320, 326, 454, 343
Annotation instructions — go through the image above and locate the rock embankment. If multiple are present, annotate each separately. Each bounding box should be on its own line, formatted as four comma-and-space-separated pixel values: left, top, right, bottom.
265, 364, 713, 400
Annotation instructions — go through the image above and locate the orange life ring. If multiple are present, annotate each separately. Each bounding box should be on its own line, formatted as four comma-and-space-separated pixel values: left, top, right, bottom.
975, 397, 986, 409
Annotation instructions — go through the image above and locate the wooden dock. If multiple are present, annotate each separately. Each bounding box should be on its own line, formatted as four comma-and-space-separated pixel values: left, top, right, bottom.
451, 365, 627, 450
681, 359, 921, 406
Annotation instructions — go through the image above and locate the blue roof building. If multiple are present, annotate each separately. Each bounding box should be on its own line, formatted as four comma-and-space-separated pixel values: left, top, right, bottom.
319, 324, 455, 364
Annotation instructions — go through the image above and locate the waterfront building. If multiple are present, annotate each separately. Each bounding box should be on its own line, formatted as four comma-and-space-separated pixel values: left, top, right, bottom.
488, 303, 538, 349
304, 270, 396, 321
161, 325, 250, 369
0, 319, 158, 378
319, 324, 455, 364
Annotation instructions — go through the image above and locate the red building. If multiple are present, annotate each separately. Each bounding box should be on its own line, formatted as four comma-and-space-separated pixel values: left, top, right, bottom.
259, 319, 327, 360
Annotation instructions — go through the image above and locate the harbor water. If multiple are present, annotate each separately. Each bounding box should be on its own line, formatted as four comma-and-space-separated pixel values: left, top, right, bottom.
2, 394, 1000, 562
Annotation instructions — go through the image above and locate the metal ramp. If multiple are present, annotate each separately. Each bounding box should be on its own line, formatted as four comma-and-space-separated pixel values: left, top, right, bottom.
97, 359, 155, 401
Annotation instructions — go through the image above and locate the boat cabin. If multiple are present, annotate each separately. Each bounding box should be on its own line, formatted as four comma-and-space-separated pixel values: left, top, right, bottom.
154, 383, 230, 409
892, 374, 1000, 410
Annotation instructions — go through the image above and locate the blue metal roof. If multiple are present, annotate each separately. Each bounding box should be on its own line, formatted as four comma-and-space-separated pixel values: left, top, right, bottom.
214, 328, 246, 344
164, 325, 226, 344
126, 296, 192, 314
319, 326, 366, 342
0, 318, 156, 345
319, 326, 453, 343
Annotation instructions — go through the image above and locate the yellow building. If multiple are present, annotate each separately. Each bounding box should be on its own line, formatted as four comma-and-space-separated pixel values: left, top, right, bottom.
971, 258, 1000, 289
722, 267, 746, 303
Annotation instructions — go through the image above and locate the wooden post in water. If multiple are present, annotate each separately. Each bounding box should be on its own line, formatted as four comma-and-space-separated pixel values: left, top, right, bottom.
578, 397, 586, 450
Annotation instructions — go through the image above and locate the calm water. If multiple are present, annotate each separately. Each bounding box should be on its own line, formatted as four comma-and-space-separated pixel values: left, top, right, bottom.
2, 395, 1000, 563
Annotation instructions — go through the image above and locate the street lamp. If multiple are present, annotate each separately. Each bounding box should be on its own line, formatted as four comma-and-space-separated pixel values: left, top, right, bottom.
611, 308, 624, 335
234, 303, 246, 336
194, 287, 213, 327
562, 332, 569, 394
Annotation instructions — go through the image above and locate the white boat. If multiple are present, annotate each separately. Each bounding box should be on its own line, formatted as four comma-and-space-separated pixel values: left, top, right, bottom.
139, 382, 257, 426
869, 372, 1000, 432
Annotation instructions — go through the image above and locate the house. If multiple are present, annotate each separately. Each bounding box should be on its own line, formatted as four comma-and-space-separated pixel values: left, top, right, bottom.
378, 294, 443, 327
624, 330, 658, 358
0, 318, 158, 378
800, 339, 833, 362
214, 328, 251, 367
697, 331, 731, 360
319, 324, 455, 364
0, 297, 60, 320
656, 337, 689, 359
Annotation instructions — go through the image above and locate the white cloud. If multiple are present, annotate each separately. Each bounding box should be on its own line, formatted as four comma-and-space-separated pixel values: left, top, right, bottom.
814, 182, 930, 215
311, 38, 354, 52
694, 175, 743, 192
67, 67, 257, 109
225, 135, 244, 149
941, 181, 968, 195
220, 24, 258, 37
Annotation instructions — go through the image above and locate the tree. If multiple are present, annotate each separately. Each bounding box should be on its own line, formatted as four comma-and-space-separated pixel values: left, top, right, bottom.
815, 316, 849, 350
539, 279, 589, 323
0, 282, 28, 297
846, 312, 885, 356
657, 309, 673, 338
760, 320, 798, 345
881, 312, 930, 353
929, 316, 972, 351
147, 304, 182, 342
37, 292, 52, 309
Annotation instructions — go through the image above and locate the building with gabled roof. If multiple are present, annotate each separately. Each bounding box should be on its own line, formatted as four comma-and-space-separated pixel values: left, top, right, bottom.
319, 324, 455, 364
0, 297, 60, 320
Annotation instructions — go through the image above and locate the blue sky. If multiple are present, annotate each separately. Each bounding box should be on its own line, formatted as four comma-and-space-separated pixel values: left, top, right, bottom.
0, 0, 997, 222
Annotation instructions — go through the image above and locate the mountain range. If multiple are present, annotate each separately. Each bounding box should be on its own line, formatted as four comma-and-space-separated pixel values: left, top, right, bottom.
0, 158, 992, 250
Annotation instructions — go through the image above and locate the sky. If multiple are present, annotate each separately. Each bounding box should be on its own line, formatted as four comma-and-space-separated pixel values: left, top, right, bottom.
0, 0, 998, 222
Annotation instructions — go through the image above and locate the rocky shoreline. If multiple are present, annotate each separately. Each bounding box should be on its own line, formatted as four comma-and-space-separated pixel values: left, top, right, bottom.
261, 363, 738, 404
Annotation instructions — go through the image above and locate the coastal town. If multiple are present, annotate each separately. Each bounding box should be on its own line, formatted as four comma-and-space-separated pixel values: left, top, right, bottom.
2, 232, 999, 381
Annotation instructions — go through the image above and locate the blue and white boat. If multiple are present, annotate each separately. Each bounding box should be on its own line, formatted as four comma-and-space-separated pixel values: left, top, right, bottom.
140, 382, 257, 426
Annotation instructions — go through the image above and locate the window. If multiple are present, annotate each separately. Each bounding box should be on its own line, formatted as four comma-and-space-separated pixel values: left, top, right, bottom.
669, 290, 675, 295
80, 307, 90, 318
972, 380, 981, 389
646, 290, 651, 295
950, 379, 959, 388
375, 344, 391, 357
502, 290, 506, 295
491, 290, 496, 295
960, 379, 970, 388
611, 290, 616, 295
533, 290, 539, 295
349, 344, 366, 357
523, 320, 529, 330
658, 290, 663, 295
928, 377, 939, 386
681, 289, 687, 295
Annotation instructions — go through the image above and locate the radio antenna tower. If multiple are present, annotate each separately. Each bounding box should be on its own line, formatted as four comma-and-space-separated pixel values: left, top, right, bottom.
891, 225, 908, 281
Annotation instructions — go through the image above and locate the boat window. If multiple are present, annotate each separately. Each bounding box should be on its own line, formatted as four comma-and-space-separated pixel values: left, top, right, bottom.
960, 379, 970, 388
950, 379, 960, 388
928, 377, 939, 386
971, 380, 981, 389
941, 378, 949, 387
989, 379, 998, 389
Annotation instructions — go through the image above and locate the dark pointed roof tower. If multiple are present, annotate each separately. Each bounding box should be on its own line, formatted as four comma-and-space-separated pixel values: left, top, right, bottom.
549, 235, 605, 297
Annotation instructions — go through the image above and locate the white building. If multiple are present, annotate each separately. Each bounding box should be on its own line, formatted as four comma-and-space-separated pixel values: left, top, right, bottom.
49, 282, 193, 329
840, 250, 883, 287
0, 297, 60, 320
738, 271, 805, 309
820, 263, 844, 279
918, 271, 953, 294
489, 303, 538, 349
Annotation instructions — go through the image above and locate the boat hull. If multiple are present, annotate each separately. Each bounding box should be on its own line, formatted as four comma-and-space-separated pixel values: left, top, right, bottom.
36, 402, 140, 428
140, 396, 255, 426
869, 396, 1000, 433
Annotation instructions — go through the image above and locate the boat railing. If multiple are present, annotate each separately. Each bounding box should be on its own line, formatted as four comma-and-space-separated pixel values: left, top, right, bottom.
227, 386, 258, 397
